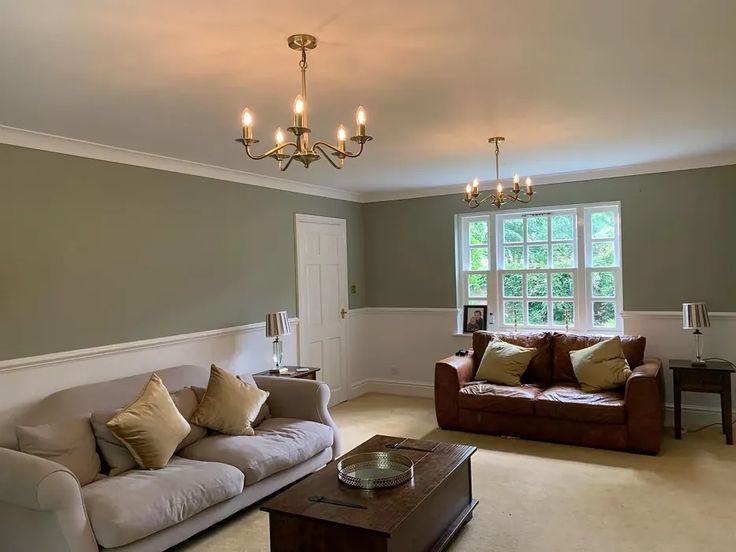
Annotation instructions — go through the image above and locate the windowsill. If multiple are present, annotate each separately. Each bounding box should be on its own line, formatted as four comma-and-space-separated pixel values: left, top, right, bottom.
452, 328, 623, 337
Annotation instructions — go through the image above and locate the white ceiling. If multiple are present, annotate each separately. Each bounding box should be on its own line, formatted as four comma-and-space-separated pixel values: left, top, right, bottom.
1, 0, 735, 194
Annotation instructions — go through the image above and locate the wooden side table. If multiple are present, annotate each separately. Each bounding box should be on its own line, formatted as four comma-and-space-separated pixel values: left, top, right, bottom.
669, 359, 734, 445
255, 366, 320, 381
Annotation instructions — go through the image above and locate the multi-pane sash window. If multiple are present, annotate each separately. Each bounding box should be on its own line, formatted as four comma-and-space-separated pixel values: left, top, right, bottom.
456, 202, 622, 333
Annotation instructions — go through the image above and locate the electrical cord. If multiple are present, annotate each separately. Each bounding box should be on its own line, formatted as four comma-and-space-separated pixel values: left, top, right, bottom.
680, 357, 735, 434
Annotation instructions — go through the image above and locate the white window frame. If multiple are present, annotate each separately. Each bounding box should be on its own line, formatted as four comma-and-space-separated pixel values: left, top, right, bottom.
455, 201, 623, 334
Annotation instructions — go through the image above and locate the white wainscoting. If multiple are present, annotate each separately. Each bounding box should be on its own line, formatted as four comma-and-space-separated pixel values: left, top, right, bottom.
0, 320, 298, 439
347, 308, 736, 427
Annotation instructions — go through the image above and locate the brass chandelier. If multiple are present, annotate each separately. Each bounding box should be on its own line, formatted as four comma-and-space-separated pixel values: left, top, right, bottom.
236, 34, 372, 170
464, 137, 534, 208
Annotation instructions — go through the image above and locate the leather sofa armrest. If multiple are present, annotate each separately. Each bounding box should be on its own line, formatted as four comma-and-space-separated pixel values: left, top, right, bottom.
434, 353, 475, 429
0, 448, 98, 551
625, 358, 664, 454
253, 376, 341, 459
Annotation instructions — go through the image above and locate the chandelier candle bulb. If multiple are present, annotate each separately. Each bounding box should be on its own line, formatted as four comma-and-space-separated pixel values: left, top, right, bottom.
526, 177, 533, 194
465, 184, 472, 201
242, 108, 253, 140
275, 127, 285, 146
472, 178, 479, 195
337, 125, 347, 151
513, 174, 520, 192
356, 106, 366, 137
293, 95, 305, 128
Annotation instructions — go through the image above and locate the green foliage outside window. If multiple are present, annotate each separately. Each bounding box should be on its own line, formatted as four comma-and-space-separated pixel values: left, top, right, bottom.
552, 243, 574, 268
526, 216, 548, 242
527, 301, 548, 325
552, 301, 574, 325
469, 221, 488, 245
504, 301, 522, 325
592, 241, 615, 267
591, 272, 615, 297
527, 273, 547, 297
469, 248, 489, 270
591, 211, 615, 239
593, 301, 616, 327
468, 273, 487, 297
503, 219, 523, 243
503, 273, 523, 297
504, 246, 523, 269
551, 215, 574, 240
527, 245, 549, 269
551, 272, 574, 297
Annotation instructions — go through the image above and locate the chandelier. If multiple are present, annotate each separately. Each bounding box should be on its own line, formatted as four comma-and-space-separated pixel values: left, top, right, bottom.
464, 137, 534, 208
236, 34, 372, 171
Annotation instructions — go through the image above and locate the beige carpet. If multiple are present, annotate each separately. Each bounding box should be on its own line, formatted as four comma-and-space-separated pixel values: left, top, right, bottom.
174, 393, 736, 551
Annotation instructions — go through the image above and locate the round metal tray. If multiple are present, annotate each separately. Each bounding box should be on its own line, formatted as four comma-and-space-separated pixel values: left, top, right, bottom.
337, 452, 414, 489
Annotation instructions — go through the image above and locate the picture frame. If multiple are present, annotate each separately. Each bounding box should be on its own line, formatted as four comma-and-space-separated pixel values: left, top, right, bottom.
462, 305, 488, 334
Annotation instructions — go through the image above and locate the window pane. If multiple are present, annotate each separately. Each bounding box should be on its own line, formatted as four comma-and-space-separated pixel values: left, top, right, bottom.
526, 215, 548, 242
591, 211, 615, 239
527, 245, 549, 269
527, 301, 548, 325
504, 246, 524, 269
591, 241, 615, 267
467, 274, 487, 298
552, 243, 574, 268
469, 247, 489, 270
504, 301, 523, 325
503, 273, 523, 297
551, 214, 574, 240
503, 218, 523, 243
469, 221, 488, 245
527, 273, 548, 297
551, 272, 574, 297
593, 301, 617, 327
591, 271, 616, 297
467, 299, 487, 306
552, 301, 574, 325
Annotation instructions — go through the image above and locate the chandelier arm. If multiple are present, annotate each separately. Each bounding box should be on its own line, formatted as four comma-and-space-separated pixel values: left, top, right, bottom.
312, 140, 365, 158
313, 145, 344, 170
243, 142, 299, 161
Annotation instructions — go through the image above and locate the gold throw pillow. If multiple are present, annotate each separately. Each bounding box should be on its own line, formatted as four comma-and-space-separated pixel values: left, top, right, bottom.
570, 336, 632, 391
476, 337, 537, 386
190, 365, 270, 436
106, 373, 190, 469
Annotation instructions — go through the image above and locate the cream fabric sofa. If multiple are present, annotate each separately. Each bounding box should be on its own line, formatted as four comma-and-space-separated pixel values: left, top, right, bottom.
0, 365, 341, 552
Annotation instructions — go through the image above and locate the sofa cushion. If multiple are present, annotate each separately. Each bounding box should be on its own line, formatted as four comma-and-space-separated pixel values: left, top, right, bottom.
536, 385, 626, 424
82, 457, 243, 549
476, 337, 538, 386
17, 417, 101, 486
106, 374, 191, 470
473, 331, 553, 384
552, 333, 645, 383
571, 336, 632, 391
459, 383, 544, 416
178, 417, 333, 485
190, 365, 270, 436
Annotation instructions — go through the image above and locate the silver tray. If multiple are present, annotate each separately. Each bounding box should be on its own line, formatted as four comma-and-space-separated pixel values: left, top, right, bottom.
337, 452, 414, 489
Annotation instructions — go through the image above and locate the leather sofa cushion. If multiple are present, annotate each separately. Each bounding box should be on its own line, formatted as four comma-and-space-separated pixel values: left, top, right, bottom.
552, 333, 646, 383
473, 331, 553, 384
178, 417, 333, 485
536, 385, 626, 424
82, 457, 243, 549
459, 383, 544, 416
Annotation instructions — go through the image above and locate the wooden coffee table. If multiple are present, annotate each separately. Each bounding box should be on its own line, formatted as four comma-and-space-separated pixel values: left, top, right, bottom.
261, 434, 477, 552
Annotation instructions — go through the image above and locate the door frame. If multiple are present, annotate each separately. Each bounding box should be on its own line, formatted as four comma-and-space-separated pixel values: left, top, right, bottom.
294, 213, 350, 402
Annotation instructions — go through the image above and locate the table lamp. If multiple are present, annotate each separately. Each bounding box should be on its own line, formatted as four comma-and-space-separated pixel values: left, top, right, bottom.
682, 302, 710, 366
266, 311, 291, 370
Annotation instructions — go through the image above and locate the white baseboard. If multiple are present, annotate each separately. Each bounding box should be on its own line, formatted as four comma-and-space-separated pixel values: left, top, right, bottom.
350, 378, 434, 399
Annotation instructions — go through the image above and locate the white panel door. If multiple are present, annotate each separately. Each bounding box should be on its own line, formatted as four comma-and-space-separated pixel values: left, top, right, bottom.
295, 214, 349, 405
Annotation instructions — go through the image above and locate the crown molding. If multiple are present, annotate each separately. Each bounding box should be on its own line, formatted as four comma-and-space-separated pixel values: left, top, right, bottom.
0, 125, 362, 203
361, 151, 736, 203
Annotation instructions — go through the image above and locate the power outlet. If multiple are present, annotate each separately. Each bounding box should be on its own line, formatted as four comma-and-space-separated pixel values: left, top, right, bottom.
389, 365, 399, 376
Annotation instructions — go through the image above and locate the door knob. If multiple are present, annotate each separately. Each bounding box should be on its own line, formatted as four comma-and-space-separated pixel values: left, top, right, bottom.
340, 308, 348, 319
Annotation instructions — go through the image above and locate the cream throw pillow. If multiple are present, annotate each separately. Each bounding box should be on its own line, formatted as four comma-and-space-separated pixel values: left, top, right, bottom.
570, 336, 632, 391
17, 418, 101, 486
476, 337, 537, 386
190, 365, 270, 436
106, 373, 191, 470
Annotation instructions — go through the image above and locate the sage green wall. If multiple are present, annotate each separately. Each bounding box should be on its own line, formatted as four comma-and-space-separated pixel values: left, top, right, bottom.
0, 144, 365, 361
364, 165, 736, 311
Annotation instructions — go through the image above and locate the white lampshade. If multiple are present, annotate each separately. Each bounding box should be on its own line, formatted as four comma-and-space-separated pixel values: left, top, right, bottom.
266, 311, 291, 337
682, 302, 710, 330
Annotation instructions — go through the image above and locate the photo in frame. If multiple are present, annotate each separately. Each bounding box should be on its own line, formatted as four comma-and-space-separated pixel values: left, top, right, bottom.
463, 305, 488, 334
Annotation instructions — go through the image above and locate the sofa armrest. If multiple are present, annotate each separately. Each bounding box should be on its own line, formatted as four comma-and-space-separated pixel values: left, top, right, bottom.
625, 358, 664, 454
0, 448, 98, 552
253, 376, 341, 459
434, 353, 475, 429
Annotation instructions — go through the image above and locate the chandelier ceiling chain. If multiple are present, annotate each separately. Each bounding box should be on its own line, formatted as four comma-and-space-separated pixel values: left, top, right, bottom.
464, 137, 534, 208
236, 33, 372, 171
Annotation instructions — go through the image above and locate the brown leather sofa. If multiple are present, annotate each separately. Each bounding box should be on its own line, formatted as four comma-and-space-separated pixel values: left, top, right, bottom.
435, 331, 664, 454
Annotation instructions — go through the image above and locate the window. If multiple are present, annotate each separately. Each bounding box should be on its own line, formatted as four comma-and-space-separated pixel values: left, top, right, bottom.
456, 203, 622, 333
